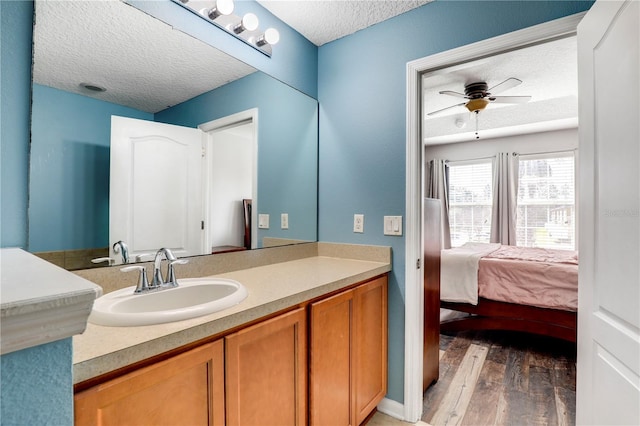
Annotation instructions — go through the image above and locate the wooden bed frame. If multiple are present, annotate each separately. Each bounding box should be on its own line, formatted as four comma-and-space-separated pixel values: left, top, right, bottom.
440, 298, 577, 343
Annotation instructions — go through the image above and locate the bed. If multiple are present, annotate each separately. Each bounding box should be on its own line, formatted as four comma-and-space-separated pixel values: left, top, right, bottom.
439, 242, 578, 342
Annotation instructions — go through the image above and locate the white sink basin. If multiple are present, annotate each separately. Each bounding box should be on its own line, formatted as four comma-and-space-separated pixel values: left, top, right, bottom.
89, 277, 248, 327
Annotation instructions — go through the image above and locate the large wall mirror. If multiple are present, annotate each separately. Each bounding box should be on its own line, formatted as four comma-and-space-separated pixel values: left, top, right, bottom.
29, 0, 318, 270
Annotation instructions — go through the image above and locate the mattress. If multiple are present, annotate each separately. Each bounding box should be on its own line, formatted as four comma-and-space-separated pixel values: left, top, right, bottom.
478, 245, 578, 311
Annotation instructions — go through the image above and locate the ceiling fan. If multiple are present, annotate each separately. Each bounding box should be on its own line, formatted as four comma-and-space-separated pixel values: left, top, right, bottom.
427, 77, 532, 116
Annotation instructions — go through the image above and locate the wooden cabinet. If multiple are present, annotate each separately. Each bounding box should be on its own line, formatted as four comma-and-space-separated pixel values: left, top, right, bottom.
309, 276, 388, 426
225, 307, 307, 426
75, 275, 387, 426
75, 340, 225, 426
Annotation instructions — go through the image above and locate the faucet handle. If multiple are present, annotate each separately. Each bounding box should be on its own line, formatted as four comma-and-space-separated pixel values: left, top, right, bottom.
92, 257, 115, 266
121, 265, 150, 293
133, 253, 153, 262
166, 259, 189, 287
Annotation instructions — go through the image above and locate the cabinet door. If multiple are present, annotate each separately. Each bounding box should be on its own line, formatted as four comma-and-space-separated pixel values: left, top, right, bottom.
226, 307, 307, 426
74, 340, 225, 426
310, 289, 354, 426
353, 276, 388, 425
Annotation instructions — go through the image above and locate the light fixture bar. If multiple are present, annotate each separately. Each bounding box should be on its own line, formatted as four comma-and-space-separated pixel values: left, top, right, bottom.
172, 0, 279, 57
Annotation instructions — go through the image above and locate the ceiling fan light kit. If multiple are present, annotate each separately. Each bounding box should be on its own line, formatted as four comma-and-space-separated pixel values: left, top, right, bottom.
465, 98, 489, 112
174, 0, 280, 57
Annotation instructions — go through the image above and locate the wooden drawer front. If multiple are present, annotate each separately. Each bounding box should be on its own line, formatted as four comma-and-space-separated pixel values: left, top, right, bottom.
310, 289, 354, 426
225, 307, 307, 426
74, 340, 225, 426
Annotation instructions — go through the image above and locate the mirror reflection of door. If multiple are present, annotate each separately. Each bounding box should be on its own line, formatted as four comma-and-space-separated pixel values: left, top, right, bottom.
110, 112, 258, 263
207, 119, 256, 252
109, 116, 206, 263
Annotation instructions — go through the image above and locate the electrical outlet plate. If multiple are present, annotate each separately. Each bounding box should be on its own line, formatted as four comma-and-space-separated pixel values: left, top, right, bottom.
281, 213, 289, 229
354, 214, 364, 233
384, 216, 402, 236
258, 214, 269, 229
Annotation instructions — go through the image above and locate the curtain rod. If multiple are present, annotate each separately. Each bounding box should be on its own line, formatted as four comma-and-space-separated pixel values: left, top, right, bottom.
515, 148, 577, 157
445, 148, 577, 164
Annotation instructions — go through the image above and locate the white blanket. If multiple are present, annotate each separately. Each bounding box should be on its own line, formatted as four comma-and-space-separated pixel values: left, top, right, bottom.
440, 242, 501, 305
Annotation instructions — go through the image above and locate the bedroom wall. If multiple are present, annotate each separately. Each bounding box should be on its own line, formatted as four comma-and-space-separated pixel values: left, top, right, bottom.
424, 127, 578, 163
425, 127, 579, 248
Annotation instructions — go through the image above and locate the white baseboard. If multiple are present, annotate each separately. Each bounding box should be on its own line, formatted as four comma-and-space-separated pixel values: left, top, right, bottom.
377, 397, 405, 421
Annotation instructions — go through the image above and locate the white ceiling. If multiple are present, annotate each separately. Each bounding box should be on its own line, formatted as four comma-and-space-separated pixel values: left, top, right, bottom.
33, 0, 256, 113
33, 0, 577, 139
422, 36, 578, 144
257, 0, 432, 46
32, 0, 429, 113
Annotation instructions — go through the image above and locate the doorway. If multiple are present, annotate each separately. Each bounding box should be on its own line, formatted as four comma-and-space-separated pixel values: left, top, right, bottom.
403, 13, 585, 422
200, 109, 258, 252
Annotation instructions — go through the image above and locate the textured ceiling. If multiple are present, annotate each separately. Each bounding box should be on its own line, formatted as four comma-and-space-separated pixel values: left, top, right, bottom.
33, 0, 576, 140
33, 0, 256, 113
422, 36, 578, 144
257, 0, 432, 46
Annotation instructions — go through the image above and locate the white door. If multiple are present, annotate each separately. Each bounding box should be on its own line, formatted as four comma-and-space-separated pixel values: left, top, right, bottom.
110, 116, 205, 263
577, 1, 640, 424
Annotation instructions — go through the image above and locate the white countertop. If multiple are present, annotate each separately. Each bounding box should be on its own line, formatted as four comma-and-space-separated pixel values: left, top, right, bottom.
1, 248, 102, 355
73, 255, 391, 384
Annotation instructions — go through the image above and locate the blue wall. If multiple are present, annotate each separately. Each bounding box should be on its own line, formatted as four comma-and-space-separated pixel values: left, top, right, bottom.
0, 0, 33, 249
156, 71, 318, 246
317, 0, 593, 403
0, 339, 73, 425
129, 0, 318, 99
29, 84, 153, 252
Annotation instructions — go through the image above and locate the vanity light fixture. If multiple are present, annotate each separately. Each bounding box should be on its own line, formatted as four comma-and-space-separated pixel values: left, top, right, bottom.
173, 0, 280, 57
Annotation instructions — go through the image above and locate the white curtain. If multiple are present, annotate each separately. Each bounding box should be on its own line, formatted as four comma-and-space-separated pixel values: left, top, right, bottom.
426, 159, 451, 249
490, 152, 519, 245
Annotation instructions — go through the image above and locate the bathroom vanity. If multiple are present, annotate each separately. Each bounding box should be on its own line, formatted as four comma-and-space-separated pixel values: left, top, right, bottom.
72, 243, 391, 425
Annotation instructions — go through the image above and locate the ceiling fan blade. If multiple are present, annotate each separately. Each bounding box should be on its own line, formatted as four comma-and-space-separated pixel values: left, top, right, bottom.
426, 102, 467, 116
438, 90, 467, 98
489, 95, 532, 104
488, 77, 522, 95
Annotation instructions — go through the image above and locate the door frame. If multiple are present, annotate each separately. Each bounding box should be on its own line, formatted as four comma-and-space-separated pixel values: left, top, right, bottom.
199, 108, 259, 250
402, 13, 585, 422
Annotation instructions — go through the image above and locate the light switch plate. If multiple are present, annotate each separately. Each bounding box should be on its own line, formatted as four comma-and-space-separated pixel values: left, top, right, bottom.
281, 213, 289, 229
384, 216, 402, 236
354, 214, 364, 233
258, 214, 269, 229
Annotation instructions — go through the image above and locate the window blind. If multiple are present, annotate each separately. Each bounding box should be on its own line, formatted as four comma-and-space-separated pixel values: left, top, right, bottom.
448, 160, 493, 247
516, 153, 575, 250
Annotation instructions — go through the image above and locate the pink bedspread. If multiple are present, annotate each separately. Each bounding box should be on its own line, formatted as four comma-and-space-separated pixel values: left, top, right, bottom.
478, 246, 578, 311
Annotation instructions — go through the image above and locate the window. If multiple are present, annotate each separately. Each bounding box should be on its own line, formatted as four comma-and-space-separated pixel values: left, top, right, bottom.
516, 153, 575, 250
448, 160, 493, 247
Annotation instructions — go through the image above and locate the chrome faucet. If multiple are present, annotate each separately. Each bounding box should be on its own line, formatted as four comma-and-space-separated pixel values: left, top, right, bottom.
113, 240, 130, 264
120, 248, 188, 294
151, 248, 176, 288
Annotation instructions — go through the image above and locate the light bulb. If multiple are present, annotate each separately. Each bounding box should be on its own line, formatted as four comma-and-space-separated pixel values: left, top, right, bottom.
233, 13, 259, 33
207, 0, 234, 20
256, 28, 279, 46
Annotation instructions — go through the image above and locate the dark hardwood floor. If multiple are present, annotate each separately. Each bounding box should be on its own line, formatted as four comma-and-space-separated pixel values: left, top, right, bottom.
422, 330, 577, 426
